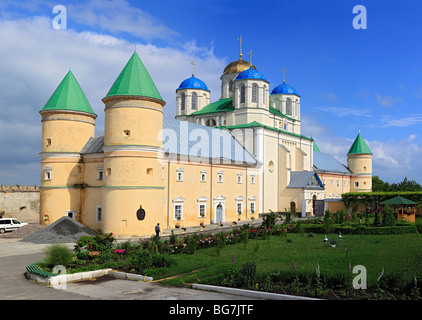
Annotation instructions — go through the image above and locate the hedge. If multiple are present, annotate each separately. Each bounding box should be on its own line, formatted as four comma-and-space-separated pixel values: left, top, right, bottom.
342, 191, 422, 210
300, 224, 420, 235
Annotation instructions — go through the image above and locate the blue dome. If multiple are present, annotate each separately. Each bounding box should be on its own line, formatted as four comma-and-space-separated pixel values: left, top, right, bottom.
177, 75, 210, 92
235, 67, 268, 82
271, 82, 299, 96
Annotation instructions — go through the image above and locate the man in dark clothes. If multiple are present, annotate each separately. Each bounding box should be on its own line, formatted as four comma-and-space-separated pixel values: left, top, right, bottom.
155, 223, 160, 237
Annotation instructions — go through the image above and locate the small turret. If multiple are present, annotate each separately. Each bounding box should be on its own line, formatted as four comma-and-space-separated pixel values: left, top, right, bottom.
347, 133, 372, 192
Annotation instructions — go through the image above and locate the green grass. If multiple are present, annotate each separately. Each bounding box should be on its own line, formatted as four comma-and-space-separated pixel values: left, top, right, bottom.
144, 233, 422, 287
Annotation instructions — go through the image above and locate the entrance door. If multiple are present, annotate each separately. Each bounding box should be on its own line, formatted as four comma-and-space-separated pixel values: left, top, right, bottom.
216, 204, 223, 223
314, 200, 325, 217
290, 202, 296, 213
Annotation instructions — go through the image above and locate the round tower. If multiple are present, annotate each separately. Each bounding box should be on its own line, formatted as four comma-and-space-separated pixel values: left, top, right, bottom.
175, 74, 210, 118
347, 133, 373, 192
101, 51, 166, 237
39, 70, 97, 225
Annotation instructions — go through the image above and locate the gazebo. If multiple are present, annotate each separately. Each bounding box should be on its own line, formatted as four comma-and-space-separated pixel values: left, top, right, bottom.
380, 196, 418, 223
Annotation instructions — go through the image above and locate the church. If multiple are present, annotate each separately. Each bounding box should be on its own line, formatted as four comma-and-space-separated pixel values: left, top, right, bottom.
39, 45, 373, 237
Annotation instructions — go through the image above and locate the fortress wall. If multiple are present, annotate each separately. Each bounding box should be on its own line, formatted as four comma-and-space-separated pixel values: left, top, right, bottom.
0, 185, 40, 223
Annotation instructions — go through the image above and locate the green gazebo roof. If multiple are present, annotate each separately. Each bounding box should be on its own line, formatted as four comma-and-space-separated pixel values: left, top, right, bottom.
105, 51, 163, 102
380, 196, 418, 205
347, 133, 372, 155
41, 70, 95, 115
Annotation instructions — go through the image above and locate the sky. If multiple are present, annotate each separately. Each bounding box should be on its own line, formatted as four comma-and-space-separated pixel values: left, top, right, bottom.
0, 0, 421, 186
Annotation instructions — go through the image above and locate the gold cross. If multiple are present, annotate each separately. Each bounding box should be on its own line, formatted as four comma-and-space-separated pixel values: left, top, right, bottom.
248, 50, 253, 65
191, 60, 196, 76
282, 68, 286, 82
237, 35, 244, 59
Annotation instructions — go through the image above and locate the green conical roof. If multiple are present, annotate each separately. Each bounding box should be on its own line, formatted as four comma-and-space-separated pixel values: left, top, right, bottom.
347, 133, 372, 155
41, 70, 95, 115
105, 52, 163, 102
313, 141, 320, 152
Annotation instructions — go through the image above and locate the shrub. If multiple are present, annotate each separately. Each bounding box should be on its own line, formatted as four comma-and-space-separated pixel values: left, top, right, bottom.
151, 253, 173, 268
128, 250, 152, 273
262, 210, 278, 228
74, 232, 115, 253
44, 244, 74, 267
382, 205, 396, 227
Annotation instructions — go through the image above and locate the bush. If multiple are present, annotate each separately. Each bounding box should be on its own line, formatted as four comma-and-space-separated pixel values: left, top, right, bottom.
74, 232, 115, 253
44, 244, 74, 267
382, 205, 396, 227
128, 250, 152, 273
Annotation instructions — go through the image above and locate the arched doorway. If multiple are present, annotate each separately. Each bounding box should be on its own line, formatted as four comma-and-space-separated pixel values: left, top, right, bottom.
290, 201, 296, 213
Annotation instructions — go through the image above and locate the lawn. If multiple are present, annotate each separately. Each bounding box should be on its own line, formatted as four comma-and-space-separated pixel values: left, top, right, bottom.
144, 232, 422, 290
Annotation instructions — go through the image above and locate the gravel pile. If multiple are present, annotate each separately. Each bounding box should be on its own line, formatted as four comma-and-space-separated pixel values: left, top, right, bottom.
21, 216, 96, 244
0, 224, 43, 239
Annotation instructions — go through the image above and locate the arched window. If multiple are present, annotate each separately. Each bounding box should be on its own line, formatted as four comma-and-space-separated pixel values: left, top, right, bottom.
229, 80, 233, 92
240, 85, 245, 103
206, 119, 216, 127
286, 98, 292, 115
181, 93, 185, 110
252, 84, 258, 103
192, 92, 198, 110
263, 85, 267, 105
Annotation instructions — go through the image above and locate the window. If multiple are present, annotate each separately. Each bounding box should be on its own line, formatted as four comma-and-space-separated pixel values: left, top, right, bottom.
337, 180, 339, 187
174, 205, 183, 220
250, 202, 255, 214
263, 85, 267, 105
206, 118, 216, 127
330, 179, 333, 187
176, 168, 184, 181
43, 166, 52, 181
146, 168, 153, 176
123, 130, 130, 137
229, 80, 233, 91
46, 139, 51, 147
97, 166, 104, 180
181, 93, 186, 110
199, 204, 206, 217
200, 170, 207, 182
96, 206, 102, 223
237, 173, 242, 184
355, 181, 360, 187
65, 210, 75, 219
251, 175, 255, 184
192, 92, 198, 110
107, 168, 111, 176
286, 98, 292, 115
268, 161, 274, 173
252, 84, 258, 103
240, 85, 245, 103
217, 171, 224, 183
237, 202, 242, 215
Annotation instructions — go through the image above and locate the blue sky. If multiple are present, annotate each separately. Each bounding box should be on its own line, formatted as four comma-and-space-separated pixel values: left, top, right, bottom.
0, 0, 421, 186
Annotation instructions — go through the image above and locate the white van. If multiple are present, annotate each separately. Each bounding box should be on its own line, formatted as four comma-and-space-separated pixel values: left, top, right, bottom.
0, 218, 28, 234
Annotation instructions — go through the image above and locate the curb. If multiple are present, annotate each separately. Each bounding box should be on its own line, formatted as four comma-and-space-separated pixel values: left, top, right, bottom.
191, 284, 321, 300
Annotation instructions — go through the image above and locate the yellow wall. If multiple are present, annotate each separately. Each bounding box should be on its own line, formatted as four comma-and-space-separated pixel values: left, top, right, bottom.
41, 111, 96, 153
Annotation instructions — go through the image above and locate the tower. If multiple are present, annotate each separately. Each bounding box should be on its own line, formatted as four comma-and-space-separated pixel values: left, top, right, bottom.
347, 133, 373, 192
101, 51, 166, 237
39, 70, 97, 225
175, 62, 210, 120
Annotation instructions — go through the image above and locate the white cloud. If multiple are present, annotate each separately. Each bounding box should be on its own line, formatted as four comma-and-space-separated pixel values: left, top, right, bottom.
67, 0, 178, 40
379, 114, 422, 127
314, 106, 372, 118
375, 94, 402, 107
0, 15, 226, 185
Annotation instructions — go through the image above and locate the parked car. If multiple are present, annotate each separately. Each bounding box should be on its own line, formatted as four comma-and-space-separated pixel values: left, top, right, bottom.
0, 218, 28, 233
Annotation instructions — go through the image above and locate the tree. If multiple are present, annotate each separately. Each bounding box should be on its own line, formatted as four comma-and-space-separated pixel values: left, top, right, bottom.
372, 176, 422, 192
372, 176, 390, 192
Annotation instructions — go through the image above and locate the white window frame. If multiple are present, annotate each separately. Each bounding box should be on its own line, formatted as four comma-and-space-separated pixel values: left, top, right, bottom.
96, 206, 102, 223
200, 169, 207, 183
173, 196, 185, 221
355, 181, 360, 187
237, 172, 243, 184
250, 174, 255, 184
197, 196, 208, 218
176, 168, 184, 182
43, 166, 52, 181
235, 195, 244, 215
217, 170, 224, 183
65, 210, 75, 219
250, 201, 255, 214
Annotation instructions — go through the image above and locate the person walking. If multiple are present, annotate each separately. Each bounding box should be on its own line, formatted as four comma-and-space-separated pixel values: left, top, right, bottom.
155, 223, 160, 237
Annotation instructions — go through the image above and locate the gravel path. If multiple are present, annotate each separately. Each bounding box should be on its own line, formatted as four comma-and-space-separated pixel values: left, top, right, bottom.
0, 223, 43, 239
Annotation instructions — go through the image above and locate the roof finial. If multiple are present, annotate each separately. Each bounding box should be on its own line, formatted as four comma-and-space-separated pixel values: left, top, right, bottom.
282, 68, 286, 82
237, 35, 244, 60
191, 60, 196, 76
248, 49, 253, 65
